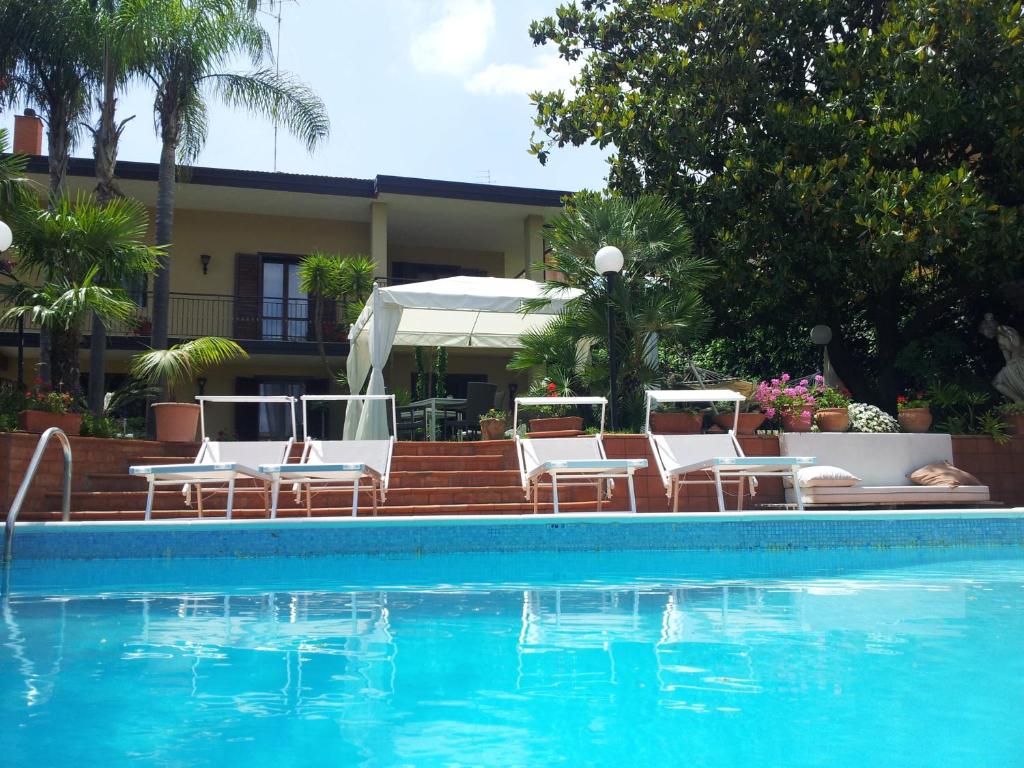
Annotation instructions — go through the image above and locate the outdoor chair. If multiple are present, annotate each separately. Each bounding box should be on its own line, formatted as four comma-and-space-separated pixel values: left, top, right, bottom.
645, 389, 815, 512
129, 396, 297, 520
447, 381, 498, 440
259, 395, 396, 517
513, 396, 647, 514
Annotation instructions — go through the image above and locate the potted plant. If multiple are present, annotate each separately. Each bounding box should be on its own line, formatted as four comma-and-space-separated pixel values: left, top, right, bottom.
712, 400, 767, 434
480, 408, 508, 440
754, 374, 822, 432
814, 386, 851, 432
651, 405, 704, 433
17, 379, 82, 435
897, 391, 932, 433
998, 402, 1024, 435
527, 381, 584, 433
131, 337, 248, 442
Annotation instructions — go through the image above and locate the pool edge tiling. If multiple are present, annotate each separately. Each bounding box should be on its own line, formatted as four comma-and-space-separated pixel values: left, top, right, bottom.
9, 508, 1024, 560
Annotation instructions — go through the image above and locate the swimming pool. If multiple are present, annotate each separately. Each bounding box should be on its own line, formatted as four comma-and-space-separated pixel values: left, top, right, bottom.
2, 543, 1022, 767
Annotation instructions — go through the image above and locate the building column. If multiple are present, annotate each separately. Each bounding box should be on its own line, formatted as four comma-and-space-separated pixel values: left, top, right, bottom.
370, 201, 388, 280
523, 214, 545, 281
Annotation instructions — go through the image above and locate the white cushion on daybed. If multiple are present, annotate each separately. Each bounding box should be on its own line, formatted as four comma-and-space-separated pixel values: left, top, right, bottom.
796, 465, 860, 487
780, 433, 989, 505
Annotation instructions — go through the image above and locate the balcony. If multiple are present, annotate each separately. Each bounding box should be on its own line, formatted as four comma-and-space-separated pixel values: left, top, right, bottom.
7, 293, 349, 355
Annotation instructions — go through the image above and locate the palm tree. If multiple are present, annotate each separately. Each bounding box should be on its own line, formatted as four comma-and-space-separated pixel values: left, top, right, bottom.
0, 0, 98, 196
298, 252, 376, 382
0, 129, 31, 219
131, 336, 247, 401
86, 0, 147, 415
122, 0, 330, 356
3, 193, 162, 392
2, 269, 140, 390
512, 194, 715, 429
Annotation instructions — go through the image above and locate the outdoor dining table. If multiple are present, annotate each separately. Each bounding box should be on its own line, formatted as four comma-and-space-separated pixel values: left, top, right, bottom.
400, 397, 468, 439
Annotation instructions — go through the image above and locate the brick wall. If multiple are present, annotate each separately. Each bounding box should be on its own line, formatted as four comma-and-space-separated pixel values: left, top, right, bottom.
0, 433, 183, 516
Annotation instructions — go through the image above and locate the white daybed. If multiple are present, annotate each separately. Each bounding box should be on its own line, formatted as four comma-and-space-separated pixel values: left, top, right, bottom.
130, 396, 296, 520
780, 432, 991, 506
259, 395, 396, 517
513, 396, 647, 514
645, 389, 815, 512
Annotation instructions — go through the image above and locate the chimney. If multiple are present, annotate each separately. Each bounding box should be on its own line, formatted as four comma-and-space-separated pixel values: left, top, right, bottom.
13, 108, 43, 155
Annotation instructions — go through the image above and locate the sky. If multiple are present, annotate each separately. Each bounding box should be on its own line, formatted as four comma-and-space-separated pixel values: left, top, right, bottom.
50, 0, 610, 193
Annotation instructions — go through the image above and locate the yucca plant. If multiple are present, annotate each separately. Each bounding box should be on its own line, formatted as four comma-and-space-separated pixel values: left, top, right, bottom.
131, 336, 247, 402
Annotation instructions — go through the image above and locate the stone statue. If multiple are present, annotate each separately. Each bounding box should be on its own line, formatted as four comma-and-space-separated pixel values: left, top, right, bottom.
979, 313, 1024, 402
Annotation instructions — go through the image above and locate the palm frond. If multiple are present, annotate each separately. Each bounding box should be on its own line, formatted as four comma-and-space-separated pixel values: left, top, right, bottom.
131, 336, 247, 398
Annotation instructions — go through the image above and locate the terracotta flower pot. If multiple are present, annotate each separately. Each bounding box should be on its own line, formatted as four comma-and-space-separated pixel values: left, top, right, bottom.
1004, 412, 1024, 436
898, 407, 932, 433
479, 418, 506, 441
815, 407, 850, 432
152, 402, 201, 442
650, 411, 704, 434
781, 407, 814, 432
712, 412, 767, 434
17, 410, 82, 436
528, 416, 584, 433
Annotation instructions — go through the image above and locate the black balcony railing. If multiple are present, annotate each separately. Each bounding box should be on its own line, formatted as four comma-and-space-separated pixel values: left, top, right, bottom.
20, 293, 347, 344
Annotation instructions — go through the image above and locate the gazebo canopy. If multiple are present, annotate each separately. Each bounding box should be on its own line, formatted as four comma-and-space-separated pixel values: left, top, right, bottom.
344, 276, 582, 438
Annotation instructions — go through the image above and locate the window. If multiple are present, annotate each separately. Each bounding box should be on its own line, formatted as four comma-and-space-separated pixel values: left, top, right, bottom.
262, 259, 307, 341
257, 380, 306, 439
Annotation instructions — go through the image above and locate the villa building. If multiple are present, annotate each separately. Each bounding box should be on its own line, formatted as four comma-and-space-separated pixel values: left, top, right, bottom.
3, 115, 568, 436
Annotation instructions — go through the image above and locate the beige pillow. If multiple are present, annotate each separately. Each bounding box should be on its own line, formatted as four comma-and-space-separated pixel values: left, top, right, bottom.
908, 461, 981, 488
797, 465, 861, 488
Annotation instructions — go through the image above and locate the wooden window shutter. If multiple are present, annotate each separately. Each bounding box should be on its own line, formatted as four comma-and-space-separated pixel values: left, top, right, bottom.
233, 253, 261, 339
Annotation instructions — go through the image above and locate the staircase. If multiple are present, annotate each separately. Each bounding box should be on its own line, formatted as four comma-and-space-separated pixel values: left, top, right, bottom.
25, 440, 606, 521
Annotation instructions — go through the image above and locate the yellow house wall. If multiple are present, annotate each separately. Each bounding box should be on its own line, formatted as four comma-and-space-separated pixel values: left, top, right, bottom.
155, 208, 371, 295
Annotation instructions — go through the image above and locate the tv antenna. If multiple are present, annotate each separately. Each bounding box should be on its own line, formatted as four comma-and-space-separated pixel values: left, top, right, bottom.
253, 0, 300, 172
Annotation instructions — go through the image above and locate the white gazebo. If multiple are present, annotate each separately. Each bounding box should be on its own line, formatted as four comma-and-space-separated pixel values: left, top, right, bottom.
344, 276, 582, 439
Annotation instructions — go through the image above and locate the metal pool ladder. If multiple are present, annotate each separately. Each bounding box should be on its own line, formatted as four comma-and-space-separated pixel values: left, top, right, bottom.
3, 427, 72, 564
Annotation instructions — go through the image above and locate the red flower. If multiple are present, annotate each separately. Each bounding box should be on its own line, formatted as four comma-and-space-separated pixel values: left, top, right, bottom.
897, 395, 907, 404
547, 382, 557, 391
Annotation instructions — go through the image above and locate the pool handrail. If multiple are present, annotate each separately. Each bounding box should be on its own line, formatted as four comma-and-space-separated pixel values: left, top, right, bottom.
3, 427, 72, 564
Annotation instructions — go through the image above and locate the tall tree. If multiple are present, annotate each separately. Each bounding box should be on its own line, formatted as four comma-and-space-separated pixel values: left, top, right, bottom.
2, 193, 161, 391
1, 0, 100, 384
512, 193, 713, 429
123, 0, 330, 361
0, 0, 97, 196
528, 0, 1024, 407
86, 0, 144, 415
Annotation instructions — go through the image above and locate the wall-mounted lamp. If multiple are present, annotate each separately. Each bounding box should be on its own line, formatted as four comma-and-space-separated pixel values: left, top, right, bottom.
196, 376, 207, 395
200, 253, 211, 275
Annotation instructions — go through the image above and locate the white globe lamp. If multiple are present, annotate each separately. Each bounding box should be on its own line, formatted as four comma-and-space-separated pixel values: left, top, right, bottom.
0, 219, 12, 253
594, 245, 624, 275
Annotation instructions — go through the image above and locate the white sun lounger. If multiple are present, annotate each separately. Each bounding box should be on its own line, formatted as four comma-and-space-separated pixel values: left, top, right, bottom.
259, 395, 396, 518
513, 396, 647, 514
129, 396, 297, 520
645, 389, 815, 512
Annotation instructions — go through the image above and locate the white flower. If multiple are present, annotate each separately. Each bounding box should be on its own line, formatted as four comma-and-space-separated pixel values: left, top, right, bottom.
847, 402, 900, 433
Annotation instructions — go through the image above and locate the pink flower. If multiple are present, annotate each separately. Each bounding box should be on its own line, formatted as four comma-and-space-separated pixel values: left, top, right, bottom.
765, 407, 776, 418
781, 373, 791, 382
801, 410, 811, 419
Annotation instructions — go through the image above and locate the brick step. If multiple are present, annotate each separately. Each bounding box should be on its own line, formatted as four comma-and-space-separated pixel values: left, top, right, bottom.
51, 483, 600, 512
391, 454, 508, 471
89, 469, 525, 492
393, 440, 515, 457
19, 500, 603, 522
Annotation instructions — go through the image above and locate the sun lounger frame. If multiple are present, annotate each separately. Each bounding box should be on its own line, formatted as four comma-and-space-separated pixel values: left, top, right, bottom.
129, 396, 297, 520
645, 389, 814, 512
513, 396, 647, 514
258, 395, 396, 518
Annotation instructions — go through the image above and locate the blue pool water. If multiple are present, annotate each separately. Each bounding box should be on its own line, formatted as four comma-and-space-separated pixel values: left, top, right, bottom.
2, 546, 1022, 767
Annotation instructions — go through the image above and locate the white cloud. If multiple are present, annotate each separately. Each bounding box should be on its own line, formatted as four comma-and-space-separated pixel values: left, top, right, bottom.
465, 52, 582, 97
409, 0, 496, 77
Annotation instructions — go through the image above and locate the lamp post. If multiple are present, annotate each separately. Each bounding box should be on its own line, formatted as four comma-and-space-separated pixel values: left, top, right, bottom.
0, 219, 23, 388
595, 245, 624, 430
